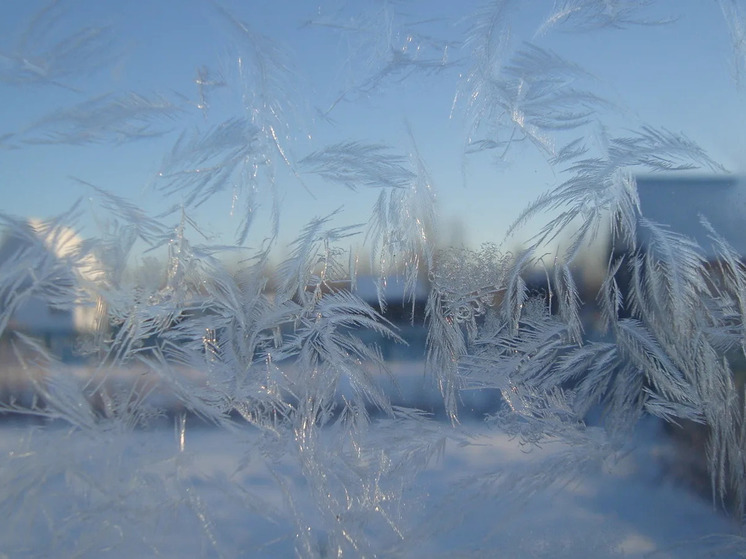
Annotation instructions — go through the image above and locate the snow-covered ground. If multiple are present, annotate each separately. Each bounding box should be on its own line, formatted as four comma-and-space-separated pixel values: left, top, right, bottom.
0, 413, 740, 558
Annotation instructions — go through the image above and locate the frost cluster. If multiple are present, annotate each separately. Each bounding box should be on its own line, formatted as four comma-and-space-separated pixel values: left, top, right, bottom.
1, 1, 745, 557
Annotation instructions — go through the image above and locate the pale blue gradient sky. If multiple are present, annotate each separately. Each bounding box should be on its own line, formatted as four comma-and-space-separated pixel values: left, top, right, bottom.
1, 0, 744, 261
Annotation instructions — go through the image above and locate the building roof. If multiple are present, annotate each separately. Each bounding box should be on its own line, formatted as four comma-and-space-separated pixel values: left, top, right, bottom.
0, 218, 104, 333
635, 175, 746, 258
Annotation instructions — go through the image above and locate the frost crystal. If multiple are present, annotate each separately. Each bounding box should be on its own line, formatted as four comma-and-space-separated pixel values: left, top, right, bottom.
0, 1, 745, 557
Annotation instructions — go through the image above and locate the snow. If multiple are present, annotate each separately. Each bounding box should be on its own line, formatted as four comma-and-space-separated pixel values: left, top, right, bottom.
0, 414, 738, 558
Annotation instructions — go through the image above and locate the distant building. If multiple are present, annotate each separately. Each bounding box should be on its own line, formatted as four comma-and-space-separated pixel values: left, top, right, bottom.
604, 175, 745, 323
351, 275, 429, 361
0, 219, 105, 362
633, 175, 745, 258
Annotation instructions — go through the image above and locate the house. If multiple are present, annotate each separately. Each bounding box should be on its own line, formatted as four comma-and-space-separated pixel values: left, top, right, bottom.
0, 218, 105, 362
633, 174, 744, 258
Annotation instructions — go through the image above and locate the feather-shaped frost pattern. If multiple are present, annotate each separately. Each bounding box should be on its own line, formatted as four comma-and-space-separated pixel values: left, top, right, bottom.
719, 0, 746, 86
197, 4, 308, 243
500, 249, 532, 332
425, 290, 468, 424
554, 261, 583, 343
508, 126, 721, 256
632, 218, 709, 335
305, 1, 455, 116
76, 180, 166, 246
216, 5, 301, 171
536, 0, 663, 35
21, 92, 179, 145
276, 212, 361, 306
597, 255, 625, 334
701, 216, 746, 353
366, 140, 437, 315
616, 318, 696, 406
300, 142, 415, 190
157, 118, 261, 211
460, 36, 606, 159
0, 2, 113, 89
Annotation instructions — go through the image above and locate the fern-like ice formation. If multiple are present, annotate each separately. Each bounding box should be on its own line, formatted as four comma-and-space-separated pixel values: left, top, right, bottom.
0, 0, 745, 556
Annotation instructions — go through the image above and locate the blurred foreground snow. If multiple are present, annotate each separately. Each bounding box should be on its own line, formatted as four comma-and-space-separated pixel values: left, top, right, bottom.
0, 414, 737, 558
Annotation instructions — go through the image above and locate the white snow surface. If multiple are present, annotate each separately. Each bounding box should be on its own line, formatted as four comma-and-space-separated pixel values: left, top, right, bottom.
0, 413, 739, 558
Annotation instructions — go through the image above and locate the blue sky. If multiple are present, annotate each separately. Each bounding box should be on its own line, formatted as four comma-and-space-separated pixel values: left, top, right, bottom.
1, 0, 744, 263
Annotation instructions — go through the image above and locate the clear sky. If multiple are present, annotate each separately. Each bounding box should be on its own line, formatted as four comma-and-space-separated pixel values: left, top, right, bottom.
1, 0, 744, 265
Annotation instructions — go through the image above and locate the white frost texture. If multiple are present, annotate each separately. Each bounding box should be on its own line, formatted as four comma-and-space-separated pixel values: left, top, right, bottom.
0, 1, 745, 557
